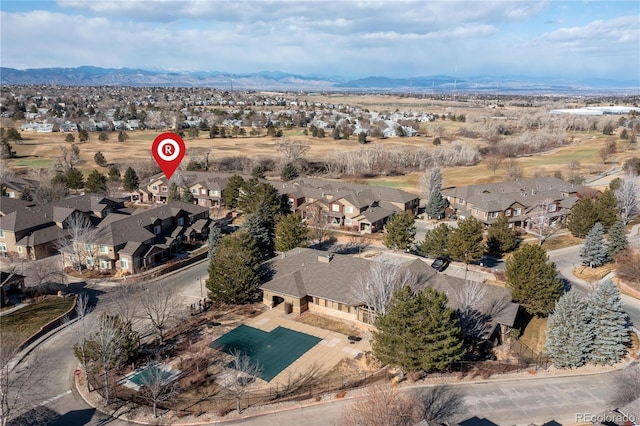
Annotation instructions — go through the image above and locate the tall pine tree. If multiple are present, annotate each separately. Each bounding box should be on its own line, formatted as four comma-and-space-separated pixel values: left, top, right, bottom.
122, 166, 139, 192
425, 190, 448, 220
419, 223, 451, 258
579, 222, 609, 268
486, 215, 519, 256
242, 213, 275, 261
505, 244, 563, 317
275, 213, 308, 252
206, 231, 262, 304
448, 217, 485, 267
545, 292, 593, 369
568, 198, 599, 238
595, 189, 618, 231
588, 279, 629, 365
207, 225, 222, 259
372, 286, 465, 373
607, 220, 628, 258
383, 211, 416, 251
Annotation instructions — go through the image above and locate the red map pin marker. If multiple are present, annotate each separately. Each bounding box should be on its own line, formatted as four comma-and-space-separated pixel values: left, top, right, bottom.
152, 132, 185, 180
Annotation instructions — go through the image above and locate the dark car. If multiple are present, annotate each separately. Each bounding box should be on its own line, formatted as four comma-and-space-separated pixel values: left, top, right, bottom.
430, 257, 450, 272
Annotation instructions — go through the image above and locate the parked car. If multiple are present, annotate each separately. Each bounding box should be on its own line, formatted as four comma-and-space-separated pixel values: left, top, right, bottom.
430, 257, 450, 272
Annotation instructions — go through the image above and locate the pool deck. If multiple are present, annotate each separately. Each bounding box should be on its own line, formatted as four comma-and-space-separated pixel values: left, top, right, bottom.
244, 308, 371, 387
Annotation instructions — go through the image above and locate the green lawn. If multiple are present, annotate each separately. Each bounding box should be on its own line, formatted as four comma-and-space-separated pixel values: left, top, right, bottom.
0, 297, 75, 341
12, 158, 53, 168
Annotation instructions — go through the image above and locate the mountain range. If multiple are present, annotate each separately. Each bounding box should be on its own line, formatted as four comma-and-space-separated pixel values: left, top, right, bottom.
1, 66, 638, 94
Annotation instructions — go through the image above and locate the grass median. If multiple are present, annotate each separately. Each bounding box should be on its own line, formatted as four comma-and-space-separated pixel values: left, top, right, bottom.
0, 296, 75, 342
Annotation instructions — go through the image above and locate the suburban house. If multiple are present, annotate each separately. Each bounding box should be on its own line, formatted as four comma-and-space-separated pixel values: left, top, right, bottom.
0, 271, 25, 307
0, 194, 125, 260
261, 248, 518, 341
272, 178, 420, 234
140, 172, 234, 207
0, 175, 39, 199
441, 177, 580, 229
90, 201, 210, 273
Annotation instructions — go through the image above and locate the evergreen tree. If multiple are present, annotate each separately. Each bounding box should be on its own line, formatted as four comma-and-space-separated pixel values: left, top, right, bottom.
425, 190, 448, 220
607, 220, 629, 258
78, 128, 89, 142
238, 180, 283, 222
65, 167, 85, 191
98, 132, 108, 141
167, 182, 180, 202
223, 174, 245, 209
275, 213, 308, 252
372, 286, 465, 373
85, 170, 107, 193
206, 231, 262, 304
242, 213, 275, 260
568, 198, 599, 238
545, 292, 593, 369
251, 165, 266, 179
588, 279, 629, 365
0, 139, 16, 159
486, 215, 519, 256
595, 189, 618, 231
505, 244, 563, 317
122, 166, 139, 191
207, 226, 222, 259
280, 162, 298, 181
65, 133, 75, 143
358, 131, 367, 144
94, 151, 107, 167
448, 217, 485, 266
419, 223, 452, 258
108, 166, 121, 182
181, 186, 194, 203
579, 222, 609, 268
118, 131, 129, 142
383, 211, 416, 251
332, 126, 341, 140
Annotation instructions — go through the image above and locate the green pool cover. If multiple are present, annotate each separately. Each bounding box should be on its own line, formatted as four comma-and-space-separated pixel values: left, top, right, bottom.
210, 324, 321, 382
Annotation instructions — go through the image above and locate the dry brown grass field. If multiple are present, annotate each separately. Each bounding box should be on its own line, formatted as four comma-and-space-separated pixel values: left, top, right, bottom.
2, 98, 637, 192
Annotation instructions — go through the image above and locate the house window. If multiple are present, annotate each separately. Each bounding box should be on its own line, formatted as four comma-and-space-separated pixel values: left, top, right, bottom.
86, 256, 94, 267
211, 190, 219, 196
490, 212, 499, 218
505, 209, 512, 217
0, 230, 4, 238
331, 204, 340, 212
473, 208, 478, 216
121, 258, 129, 269
85, 243, 93, 251
152, 185, 158, 191
345, 218, 352, 225
177, 217, 184, 226
100, 245, 108, 254
345, 206, 353, 214
200, 189, 207, 195
17, 246, 22, 253
192, 188, 198, 194
0, 243, 6, 252
154, 225, 161, 234
161, 186, 168, 192
100, 260, 110, 269
514, 208, 522, 216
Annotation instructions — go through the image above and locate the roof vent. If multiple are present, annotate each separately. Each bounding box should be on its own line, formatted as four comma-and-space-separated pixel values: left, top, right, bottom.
318, 253, 333, 263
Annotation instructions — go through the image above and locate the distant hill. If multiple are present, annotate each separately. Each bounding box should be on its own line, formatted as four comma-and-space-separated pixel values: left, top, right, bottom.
1, 66, 638, 93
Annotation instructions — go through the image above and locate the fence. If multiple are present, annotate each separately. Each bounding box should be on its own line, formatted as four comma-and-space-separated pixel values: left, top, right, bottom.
509, 339, 551, 370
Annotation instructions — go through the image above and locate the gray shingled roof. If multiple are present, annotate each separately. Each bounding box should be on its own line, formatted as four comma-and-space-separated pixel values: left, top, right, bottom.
0, 197, 34, 215
53, 194, 123, 213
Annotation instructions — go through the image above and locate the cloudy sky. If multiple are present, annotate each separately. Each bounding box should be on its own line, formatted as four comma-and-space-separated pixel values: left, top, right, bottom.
1, 1, 638, 80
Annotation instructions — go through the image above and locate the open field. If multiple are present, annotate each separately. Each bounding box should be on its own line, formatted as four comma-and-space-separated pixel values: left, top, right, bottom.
3, 96, 637, 193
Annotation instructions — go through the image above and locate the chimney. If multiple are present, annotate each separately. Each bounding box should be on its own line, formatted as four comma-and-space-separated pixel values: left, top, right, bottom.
318, 253, 333, 263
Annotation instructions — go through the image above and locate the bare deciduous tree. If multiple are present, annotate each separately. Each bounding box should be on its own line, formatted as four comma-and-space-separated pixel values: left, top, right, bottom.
486, 157, 503, 175
419, 165, 442, 200
75, 293, 93, 392
1, 334, 50, 426
416, 385, 467, 424
139, 284, 182, 343
92, 314, 125, 404
228, 350, 263, 414
138, 354, 178, 418
53, 144, 80, 173
276, 138, 310, 164
350, 261, 421, 318
526, 198, 561, 245
616, 173, 639, 225
340, 384, 420, 426
455, 281, 491, 342
56, 212, 98, 272
112, 284, 141, 330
